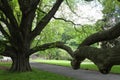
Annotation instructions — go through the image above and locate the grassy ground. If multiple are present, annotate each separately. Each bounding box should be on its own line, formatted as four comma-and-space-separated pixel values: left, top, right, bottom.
0, 62, 74, 80
33, 59, 120, 74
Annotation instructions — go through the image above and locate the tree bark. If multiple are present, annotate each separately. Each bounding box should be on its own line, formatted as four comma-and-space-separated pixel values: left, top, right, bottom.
0, 0, 65, 73
29, 41, 73, 57
78, 22, 120, 47
71, 21, 120, 74
31, 0, 64, 39
10, 55, 31, 72
72, 45, 120, 74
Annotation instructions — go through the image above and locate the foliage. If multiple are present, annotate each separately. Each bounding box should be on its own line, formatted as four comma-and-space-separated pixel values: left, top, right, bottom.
98, 0, 120, 48
98, 0, 120, 14
32, 19, 101, 59
9, 0, 21, 23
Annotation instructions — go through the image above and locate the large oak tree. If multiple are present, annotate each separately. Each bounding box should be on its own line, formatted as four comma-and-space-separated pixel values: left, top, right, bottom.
0, 0, 70, 72
0, 0, 120, 74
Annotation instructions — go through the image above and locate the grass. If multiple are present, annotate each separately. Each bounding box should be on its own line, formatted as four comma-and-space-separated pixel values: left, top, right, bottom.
33, 59, 120, 74
0, 62, 74, 80
0, 62, 11, 67
0, 69, 74, 80
1, 59, 120, 80
33, 59, 71, 67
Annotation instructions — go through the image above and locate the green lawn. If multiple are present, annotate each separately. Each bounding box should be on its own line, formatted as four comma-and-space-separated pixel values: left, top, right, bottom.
0, 62, 74, 80
33, 59, 120, 74
1, 59, 120, 80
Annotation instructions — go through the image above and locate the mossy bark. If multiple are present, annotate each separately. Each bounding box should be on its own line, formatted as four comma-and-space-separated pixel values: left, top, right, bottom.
71, 45, 120, 74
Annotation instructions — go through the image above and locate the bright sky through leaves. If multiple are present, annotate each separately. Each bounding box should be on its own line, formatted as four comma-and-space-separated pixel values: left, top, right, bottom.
56, 0, 103, 25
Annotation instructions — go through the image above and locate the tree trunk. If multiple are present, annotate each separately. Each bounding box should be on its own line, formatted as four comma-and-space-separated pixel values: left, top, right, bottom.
10, 55, 32, 72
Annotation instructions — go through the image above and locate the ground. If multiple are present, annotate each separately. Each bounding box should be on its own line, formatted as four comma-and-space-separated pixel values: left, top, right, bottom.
31, 62, 120, 80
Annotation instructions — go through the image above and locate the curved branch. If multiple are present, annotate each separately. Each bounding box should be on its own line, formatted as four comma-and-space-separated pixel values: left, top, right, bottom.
78, 22, 120, 48
38, 9, 83, 26
28, 41, 73, 57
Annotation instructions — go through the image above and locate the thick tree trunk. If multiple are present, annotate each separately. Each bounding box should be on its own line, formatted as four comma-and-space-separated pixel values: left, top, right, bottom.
10, 55, 32, 72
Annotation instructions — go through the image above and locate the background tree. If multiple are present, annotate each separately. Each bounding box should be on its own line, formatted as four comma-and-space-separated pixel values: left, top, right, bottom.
98, 0, 120, 48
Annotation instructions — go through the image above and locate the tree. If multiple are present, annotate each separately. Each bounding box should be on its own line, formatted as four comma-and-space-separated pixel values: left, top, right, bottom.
0, 0, 73, 72
71, 18, 120, 74
0, 0, 120, 74
70, 0, 120, 74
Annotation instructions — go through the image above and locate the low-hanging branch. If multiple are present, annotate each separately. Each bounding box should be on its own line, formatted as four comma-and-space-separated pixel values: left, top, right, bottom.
71, 21, 120, 74
78, 22, 120, 48
71, 45, 120, 74
28, 41, 73, 57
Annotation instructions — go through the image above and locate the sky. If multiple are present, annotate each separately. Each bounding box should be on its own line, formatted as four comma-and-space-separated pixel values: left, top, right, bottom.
55, 0, 103, 25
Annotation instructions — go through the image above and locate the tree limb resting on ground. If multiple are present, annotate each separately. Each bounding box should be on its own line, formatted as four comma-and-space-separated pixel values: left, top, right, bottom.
71, 45, 120, 74
71, 21, 120, 74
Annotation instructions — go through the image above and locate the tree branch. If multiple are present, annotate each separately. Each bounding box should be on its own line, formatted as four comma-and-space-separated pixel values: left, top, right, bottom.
0, 23, 10, 39
0, 0, 18, 28
31, 0, 64, 39
0, 46, 16, 57
72, 45, 120, 74
38, 6, 83, 26
53, 17, 82, 25
65, 0, 80, 17
78, 22, 120, 48
0, 17, 13, 36
38, 9, 83, 32
28, 41, 73, 57
18, 0, 40, 14
19, 0, 40, 40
